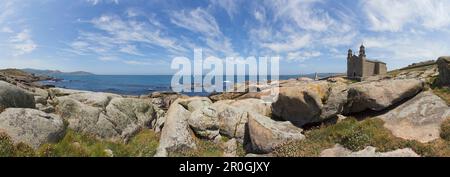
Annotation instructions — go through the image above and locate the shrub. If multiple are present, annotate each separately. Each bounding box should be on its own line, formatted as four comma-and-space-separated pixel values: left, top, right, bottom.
0, 132, 16, 157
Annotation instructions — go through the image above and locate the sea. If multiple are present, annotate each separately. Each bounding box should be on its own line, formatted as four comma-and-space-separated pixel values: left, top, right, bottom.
40, 74, 336, 96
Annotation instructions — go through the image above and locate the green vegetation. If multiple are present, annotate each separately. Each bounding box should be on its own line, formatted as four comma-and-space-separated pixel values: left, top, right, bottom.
1, 129, 160, 157
440, 119, 450, 141
432, 87, 450, 105
168, 139, 223, 157
0, 132, 35, 157
38, 129, 159, 157
273, 118, 450, 157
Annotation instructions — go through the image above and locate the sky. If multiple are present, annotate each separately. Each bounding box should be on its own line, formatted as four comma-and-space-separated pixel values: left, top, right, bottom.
0, 0, 450, 75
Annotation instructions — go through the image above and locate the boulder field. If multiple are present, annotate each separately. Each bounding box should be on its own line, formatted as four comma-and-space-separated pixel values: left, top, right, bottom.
0, 58, 449, 157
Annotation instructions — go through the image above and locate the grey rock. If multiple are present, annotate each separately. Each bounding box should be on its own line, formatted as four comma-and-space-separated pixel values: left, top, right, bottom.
378, 91, 450, 143
320, 144, 420, 157
155, 102, 196, 157
0, 81, 36, 110
437, 56, 450, 86
223, 138, 238, 157
346, 79, 424, 113
248, 113, 304, 153
188, 106, 220, 140
0, 108, 66, 149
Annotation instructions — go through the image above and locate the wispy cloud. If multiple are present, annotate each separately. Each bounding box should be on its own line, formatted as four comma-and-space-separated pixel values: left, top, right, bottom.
86, 0, 119, 6
170, 7, 237, 57
10, 29, 37, 56
363, 0, 450, 32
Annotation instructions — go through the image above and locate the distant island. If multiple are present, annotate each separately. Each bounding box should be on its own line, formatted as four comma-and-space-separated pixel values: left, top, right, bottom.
22, 68, 95, 77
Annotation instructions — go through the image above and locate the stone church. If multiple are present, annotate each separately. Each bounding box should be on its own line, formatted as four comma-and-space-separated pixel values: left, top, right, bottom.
347, 44, 387, 80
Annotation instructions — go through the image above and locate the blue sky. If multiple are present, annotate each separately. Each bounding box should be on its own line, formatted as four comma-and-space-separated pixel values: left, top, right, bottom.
1, 0, 450, 75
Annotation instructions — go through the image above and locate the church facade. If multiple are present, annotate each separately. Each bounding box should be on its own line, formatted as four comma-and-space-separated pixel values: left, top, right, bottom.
347, 44, 387, 80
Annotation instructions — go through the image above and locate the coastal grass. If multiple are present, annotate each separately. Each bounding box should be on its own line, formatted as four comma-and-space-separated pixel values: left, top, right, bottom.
0, 132, 35, 157
273, 118, 450, 157
432, 87, 450, 105
37, 129, 159, 157
168, 138, 223, 157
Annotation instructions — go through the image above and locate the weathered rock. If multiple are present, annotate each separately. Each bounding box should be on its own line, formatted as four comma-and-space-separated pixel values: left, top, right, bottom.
223, 138, 238, 157
104, 98, 158, 140
147, 91, 187, 110
56, 96, 158, 141
34, 96, 48, 105
0, 81, 36, 110
320, 144, 420, 157
65, 92, 121, 108
36, 103, 55, 113
155, 102, 196, 157
231, 98, 272, 117
437, 56, 450, 86
49, 87, 89, 97
212, 102, 248, 139
188, 106, 220, 139
346, 79, 424, 113
178, 97, 212, 112
209, 92, 246, 102
378, 91, 450, 143
271, 81, 329, 126
320, 83, 348, 119
0, 108, 66, 149
248, 113, 304, 153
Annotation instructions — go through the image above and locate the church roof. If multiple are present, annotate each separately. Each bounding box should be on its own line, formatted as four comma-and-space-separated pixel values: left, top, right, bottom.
366, 59, 386, 64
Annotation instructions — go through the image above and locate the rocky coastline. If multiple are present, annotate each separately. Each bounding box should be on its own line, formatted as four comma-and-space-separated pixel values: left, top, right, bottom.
0, 57, 449, 157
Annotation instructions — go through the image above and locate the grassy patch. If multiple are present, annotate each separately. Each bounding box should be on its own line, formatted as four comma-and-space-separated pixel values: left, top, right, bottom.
0, 132, 36, 157
273, 118, 450, 157
440, 119, 450, 141
168, 139, 223, 157
432, 87, 450, 105
37, 129, 159, 157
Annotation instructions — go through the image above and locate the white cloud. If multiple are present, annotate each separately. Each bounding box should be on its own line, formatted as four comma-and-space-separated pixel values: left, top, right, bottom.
170, 8, 237, 57
119, 45, 142, 56
10, 29, 37, 56
1, 26, 13, 33
211, 0, 239, 19
287, 51, 321, 62
261, 34, 311, 53
70, 14, 184, 60
363, 0, 450, 32
86, 0, 119, 5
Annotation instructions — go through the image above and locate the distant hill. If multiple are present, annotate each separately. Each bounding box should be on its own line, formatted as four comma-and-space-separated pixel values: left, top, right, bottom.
22, 68, 95, 77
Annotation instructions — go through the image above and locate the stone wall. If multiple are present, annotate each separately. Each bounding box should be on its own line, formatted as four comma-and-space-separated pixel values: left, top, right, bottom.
362, 60, 375, 77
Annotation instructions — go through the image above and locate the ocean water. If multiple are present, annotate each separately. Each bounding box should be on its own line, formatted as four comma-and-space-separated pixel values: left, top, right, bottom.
40, 74, 333, 96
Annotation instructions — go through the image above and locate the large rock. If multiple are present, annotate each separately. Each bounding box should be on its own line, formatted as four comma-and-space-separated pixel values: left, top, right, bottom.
0, 108, 66, 149
271, 81, 329, 126
64, 92, 121, 108
146, 91, 187, 110
48, 88, 89, 97
212, 102, 249, 140
56, 96, 158, 141
346, 79, 424, 113
248, 113, 304, 153
104, 98, 158, 140
155, 102, 196, 157
223, 138, 238, 157
178, 97, 212, 112
0, 81, 35, 110
378, 91, 450, 143
188, 106, 220, 140
231, 98, 272, 117
320, 144, 419, 157
437, 56, 450, 86
320, 83, 348, 119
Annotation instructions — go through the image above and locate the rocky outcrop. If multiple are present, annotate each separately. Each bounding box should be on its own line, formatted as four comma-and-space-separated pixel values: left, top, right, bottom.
178, 97, 212, 112
271, 81, 329, 126
188, 106, 220, 140
437, 56, 450, 86
248, 113, 304, 153
223, 138, 238, 157
0, 81, 36, 110
320, 144, 419, 157
144, 92, 188, 110
378, 91, 450, 143
346, 79, 424, 113
230, 98, 272, 117
64, 92, 121, 108
155, 102, 196, 157
320, 83, 348, 119
0, 108, 66, 149
214, 102, 249, 140
56, 95, 159, 141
